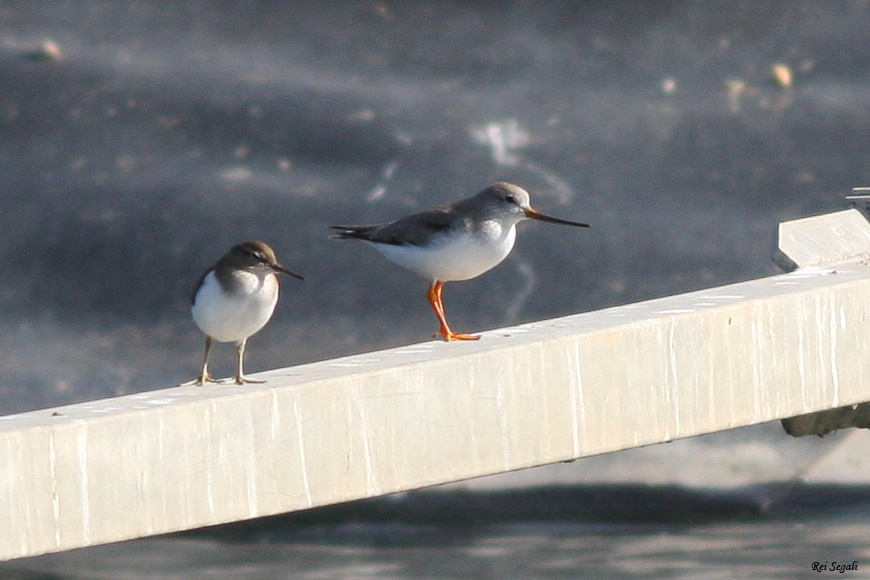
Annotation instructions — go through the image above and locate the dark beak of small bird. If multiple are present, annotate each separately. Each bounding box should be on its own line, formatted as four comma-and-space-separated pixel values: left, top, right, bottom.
524, 208, 590, 228
272, 263, 305, 281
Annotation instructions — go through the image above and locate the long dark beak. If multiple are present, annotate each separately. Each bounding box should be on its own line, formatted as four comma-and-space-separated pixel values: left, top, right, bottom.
272, 263, 305, 281
525, 208, 590, 228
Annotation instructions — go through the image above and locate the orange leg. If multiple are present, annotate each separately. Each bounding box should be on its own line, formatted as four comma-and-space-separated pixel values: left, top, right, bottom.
427, 281, 479, 341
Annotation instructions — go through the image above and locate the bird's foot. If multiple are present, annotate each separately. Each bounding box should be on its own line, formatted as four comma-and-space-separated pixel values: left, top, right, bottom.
181, 372, 220, 386
232, 375, 266, 385
435, 329, 481, 342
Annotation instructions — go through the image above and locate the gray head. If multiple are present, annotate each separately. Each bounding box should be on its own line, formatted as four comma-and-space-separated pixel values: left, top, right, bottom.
473, 182, 590, 228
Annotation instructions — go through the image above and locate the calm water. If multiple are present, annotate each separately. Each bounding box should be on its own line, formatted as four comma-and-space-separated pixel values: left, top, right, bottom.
4, 486, 870, 579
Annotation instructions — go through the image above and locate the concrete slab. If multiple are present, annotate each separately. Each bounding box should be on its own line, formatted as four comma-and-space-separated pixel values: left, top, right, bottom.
775, 209, 870, 271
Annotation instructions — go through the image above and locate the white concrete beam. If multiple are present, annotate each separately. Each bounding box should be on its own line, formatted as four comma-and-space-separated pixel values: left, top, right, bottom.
776, 209, 870, 436
776, 208, 870, 270
2, 210, 870, 561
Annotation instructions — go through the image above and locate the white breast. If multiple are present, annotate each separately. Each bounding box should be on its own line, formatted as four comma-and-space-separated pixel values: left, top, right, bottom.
373, 222, 517, 282
191, 270, 280, 343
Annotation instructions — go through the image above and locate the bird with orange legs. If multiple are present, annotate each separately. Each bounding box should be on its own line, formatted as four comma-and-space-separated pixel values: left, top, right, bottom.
330, 182, 589, 341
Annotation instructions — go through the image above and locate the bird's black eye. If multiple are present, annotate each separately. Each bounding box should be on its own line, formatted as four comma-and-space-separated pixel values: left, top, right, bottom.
252, 251, 266, 262
505, 194, 517, 204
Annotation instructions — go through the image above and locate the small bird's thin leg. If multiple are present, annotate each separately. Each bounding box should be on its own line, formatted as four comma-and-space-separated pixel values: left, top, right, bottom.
428, 281, 479, 341
182, 336, 220, 385
234, 338, 265, 384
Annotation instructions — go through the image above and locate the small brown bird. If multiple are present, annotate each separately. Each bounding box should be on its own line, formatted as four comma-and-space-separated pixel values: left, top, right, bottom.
187, 241, 303, 385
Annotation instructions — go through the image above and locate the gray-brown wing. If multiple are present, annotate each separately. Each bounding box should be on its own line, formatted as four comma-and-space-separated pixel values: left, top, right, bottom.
331, 204, 458, 246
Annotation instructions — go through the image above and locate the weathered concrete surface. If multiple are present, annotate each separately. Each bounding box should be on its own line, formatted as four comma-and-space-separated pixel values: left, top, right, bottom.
2, 211, 870, 561
775, 209, 870, 271
776, 209, 870, 437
